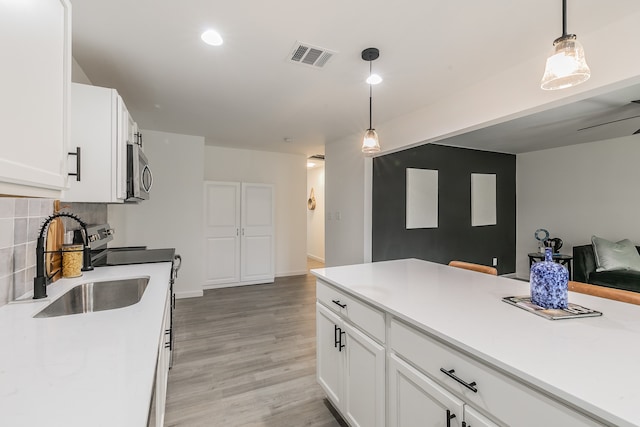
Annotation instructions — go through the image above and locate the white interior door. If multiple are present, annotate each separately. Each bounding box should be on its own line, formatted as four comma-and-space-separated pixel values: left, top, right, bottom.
204, 182, 241, 285
241, 183, 274, 282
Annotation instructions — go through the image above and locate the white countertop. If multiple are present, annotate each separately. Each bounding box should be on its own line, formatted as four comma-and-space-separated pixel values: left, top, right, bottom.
0, 263, 172, 427
312, 259, 640, 427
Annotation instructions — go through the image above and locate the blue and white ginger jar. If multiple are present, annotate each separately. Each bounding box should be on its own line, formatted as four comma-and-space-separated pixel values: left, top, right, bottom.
530, 247, 568, 309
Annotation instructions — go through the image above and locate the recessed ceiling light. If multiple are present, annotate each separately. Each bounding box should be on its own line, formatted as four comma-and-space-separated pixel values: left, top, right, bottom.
307, 162, 316, 168
366, 73, 383, 85
201, 29, 223, 46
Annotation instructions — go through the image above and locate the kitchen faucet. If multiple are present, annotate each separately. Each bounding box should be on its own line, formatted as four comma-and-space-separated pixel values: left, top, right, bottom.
33, 212, 94, 299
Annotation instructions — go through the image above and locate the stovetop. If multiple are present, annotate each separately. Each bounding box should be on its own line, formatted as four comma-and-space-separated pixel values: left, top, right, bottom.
92, 248, 176, 267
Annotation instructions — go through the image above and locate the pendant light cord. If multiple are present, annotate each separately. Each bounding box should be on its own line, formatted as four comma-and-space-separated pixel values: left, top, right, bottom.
369, 61, 373, 130
562, 0, 567, 36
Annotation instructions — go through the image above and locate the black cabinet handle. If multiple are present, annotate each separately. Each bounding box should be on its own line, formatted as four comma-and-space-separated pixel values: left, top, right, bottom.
334, 325, 340, 348
446, 409, 456, 427
462, 422, 468, 427
68, 147, 81, 182
339, 329, 346, 352
440, 368, 478, 393
331, 299, 347, 308
172, 293, 176, 310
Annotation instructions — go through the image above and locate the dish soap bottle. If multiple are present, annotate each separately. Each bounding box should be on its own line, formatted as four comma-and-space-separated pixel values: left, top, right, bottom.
530, 247, 568, 309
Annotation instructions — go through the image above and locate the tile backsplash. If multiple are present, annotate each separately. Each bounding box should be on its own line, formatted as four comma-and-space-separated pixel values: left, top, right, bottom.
0, 198, 54, 306
0, 200, 108, 307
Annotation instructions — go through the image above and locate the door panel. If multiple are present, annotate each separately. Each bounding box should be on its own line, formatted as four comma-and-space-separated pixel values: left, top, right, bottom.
204, 182, 240, 285
241, 183, 274, 282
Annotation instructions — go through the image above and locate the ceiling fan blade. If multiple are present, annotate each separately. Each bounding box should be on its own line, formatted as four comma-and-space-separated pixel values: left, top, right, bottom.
577, 114, 640, 132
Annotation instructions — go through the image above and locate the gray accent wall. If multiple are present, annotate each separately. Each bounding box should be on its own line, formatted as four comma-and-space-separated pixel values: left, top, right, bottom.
372, 144, 516, 274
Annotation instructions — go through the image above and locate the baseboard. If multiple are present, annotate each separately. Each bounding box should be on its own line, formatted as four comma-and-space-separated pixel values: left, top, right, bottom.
275, 270, 308, 277
307, 254, 325, 263
174, 290, 204, 299
204, 279, 274, 290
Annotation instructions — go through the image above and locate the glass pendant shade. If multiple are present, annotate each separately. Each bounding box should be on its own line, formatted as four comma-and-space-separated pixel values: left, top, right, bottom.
362, 129, 380, 155
541, 35, 590, 90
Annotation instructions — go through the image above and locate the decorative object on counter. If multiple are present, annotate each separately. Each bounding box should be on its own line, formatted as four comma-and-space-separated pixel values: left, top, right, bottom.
61, 244, 84, 278
534, 228, 549, 253
502, 296, 601, 320
307, 188, 316, 210
34, 212, 94, 299
530, 247, 569, 309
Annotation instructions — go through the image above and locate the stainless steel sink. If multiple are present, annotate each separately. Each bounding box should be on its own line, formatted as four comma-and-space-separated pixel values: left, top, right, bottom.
34, 277, 149, 318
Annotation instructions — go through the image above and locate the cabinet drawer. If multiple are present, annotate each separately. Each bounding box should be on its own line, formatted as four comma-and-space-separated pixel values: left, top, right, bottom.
390, 319, 603, 427
317, 280, 385, 343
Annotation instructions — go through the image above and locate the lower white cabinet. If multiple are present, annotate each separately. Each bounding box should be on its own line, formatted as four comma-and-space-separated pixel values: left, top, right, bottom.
316, 303, 385, 427
149, 288, 171, 427
389, 353, 496, 427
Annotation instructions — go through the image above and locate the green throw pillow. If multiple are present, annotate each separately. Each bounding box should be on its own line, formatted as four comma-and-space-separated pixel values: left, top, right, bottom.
591, 235, 640, 272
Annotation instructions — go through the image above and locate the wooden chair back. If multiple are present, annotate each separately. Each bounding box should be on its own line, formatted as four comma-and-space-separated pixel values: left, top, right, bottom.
568, 281, 640, 306
448, 261, 497, 276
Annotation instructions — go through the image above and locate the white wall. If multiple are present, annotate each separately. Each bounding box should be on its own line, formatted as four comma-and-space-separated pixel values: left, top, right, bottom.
71, 57, 92, 84
516, 135, 640, 279
204, 146, 307, 277
306, 165, 324, 262
325, 9, 640, 267
108, 130, 205, 298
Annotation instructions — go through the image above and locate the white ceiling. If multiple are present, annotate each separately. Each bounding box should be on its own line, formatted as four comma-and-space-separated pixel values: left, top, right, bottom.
71, 0, 640, 157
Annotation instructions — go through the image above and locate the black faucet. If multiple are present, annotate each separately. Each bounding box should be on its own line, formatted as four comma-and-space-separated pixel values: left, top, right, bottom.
33, 212, 94, 299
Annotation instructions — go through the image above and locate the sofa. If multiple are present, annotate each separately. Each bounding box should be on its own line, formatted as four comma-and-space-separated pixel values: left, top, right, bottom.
573, 244, 640, 293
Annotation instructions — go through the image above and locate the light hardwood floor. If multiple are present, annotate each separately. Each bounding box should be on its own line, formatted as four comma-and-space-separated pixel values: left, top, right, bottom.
164, 259, 346, 426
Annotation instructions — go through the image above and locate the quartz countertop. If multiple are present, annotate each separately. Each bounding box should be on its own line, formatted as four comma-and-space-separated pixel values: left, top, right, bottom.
312, 258, 640, 427
0, 263, 172, 427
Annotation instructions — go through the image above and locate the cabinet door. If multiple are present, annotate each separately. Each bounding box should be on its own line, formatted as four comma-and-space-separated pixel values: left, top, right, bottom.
0, 0, 71, 197
389, 354, 464, 427
204, 182, 241, 285
63, 83, 123, 203
316, 303, 343, 407
463, 406, 498, 427
343, 322, 385, 427
240, 183, 274, 282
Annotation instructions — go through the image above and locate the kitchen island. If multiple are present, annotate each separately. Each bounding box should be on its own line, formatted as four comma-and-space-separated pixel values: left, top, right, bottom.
0, 262, 172, 427
312, 258, 640, 427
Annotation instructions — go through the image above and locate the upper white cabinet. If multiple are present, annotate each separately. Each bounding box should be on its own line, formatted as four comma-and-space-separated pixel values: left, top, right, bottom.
61, 83, 136, 203
0, 0, 71, 198
204, 181, 275, 287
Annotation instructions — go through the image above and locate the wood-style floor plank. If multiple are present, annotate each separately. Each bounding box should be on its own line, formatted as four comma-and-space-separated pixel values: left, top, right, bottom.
164, 260, 346, 426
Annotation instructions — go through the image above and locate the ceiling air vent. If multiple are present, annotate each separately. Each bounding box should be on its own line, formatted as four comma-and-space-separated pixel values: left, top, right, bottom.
288, 42, 336, 69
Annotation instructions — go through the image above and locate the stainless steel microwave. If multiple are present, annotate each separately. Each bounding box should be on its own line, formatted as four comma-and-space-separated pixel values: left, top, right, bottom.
126, 143, 152, 201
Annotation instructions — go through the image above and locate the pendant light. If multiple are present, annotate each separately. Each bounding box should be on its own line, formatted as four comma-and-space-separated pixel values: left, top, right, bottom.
540, 0, 590, 90
361, 47, 381, 155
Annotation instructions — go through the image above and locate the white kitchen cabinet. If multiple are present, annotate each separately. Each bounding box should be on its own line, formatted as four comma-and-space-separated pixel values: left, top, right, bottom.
389, 319, 602, 427
389, 354, 464, 427
463, 406, 498, 427
0, 0, 71, 198
317, 303, 344, 407
61, 83, 131, 203
316, 288, 385, 427
204, 181, 274, 287
149, 287, 171, 427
